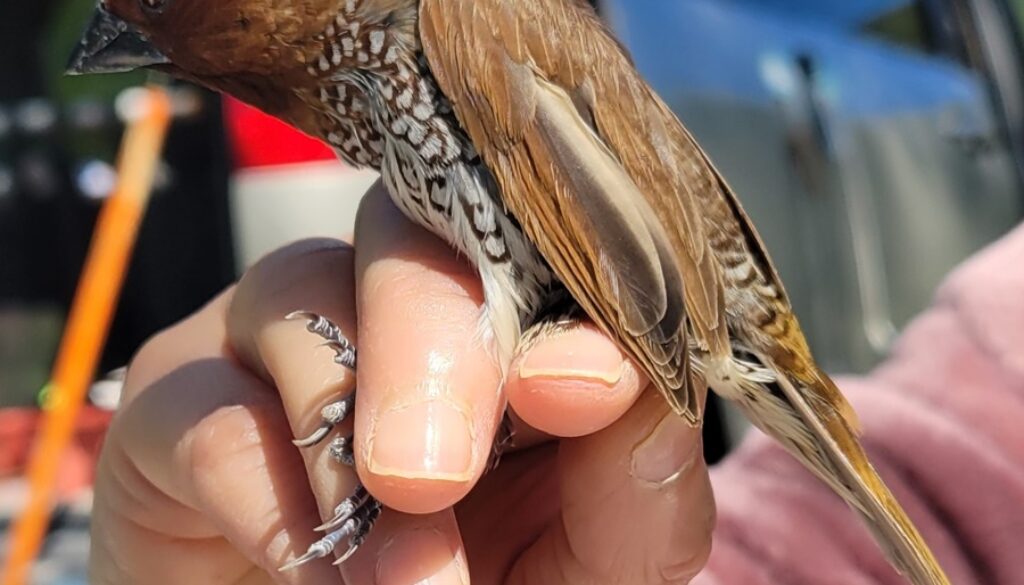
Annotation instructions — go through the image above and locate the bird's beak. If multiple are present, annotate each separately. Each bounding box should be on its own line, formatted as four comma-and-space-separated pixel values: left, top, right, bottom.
66, 5, 171, 75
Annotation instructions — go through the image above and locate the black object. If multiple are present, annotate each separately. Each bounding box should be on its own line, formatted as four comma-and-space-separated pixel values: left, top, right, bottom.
66, 4, 170, 76
0, 0, 236, 404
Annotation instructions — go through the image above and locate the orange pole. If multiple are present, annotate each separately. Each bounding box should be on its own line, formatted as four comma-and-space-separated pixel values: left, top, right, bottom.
1, 87, 172, 585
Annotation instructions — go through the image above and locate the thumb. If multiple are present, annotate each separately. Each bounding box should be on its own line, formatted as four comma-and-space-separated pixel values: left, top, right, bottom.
510, 389, 715, 584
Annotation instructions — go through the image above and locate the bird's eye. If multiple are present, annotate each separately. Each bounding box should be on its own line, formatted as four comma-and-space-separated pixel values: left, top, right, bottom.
139, 0, 168, 15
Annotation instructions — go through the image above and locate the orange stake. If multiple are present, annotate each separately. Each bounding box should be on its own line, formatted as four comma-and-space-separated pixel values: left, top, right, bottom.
1, 86, 172, 585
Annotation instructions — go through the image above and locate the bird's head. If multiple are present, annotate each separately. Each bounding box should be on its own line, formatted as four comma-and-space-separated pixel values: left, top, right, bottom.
67, 0, 344, 127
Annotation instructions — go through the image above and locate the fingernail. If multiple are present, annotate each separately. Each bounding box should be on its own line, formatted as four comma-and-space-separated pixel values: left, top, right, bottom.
369, 399, 474, 481
631, 413, 701, 485
376, 529, 468, 585
519, 325, 625, 384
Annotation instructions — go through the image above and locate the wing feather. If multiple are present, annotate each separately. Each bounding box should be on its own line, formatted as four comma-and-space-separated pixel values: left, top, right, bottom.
419, 0, 731, 421
772, 372, 951, 585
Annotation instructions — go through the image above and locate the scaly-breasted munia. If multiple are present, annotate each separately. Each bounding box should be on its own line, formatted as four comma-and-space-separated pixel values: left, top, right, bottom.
68, 1, 950, 583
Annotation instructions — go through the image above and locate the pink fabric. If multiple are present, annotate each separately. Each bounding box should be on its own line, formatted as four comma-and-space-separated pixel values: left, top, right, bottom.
698, 224, 1024, 584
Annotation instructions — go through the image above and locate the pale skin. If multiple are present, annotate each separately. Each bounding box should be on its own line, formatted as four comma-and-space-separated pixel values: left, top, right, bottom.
88, 182, 715, 585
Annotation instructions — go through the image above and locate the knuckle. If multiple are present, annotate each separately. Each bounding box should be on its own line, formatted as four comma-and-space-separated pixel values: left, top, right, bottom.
234, 238, 354, 320
121, 287, 234, 403
364, 260, 482, 331
353, 177, 390, 226
246, 238, 353, 283
120, 325, 194, 402
132, 327, 176, 365
653, 536, 713, 585
254, 523, 294, 573
653, 501, 715, 585
189, 401, 282, 474
228, 239, 356, 365
232, 237, 356, 317
132, 315, 195, 362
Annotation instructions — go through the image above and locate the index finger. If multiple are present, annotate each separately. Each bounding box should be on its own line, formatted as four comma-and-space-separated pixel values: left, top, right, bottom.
353, 184, 505, 514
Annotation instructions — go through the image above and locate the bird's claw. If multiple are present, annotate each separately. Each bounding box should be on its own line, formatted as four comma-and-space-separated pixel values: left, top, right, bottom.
282, 311, 381, 569
279, 529, 346, 571
316, 484, 371, 532
291, 395, 357, 447
279, 495, 382, 571
287, 310, 358, 447
286, 310, 357, 369
292, 422, 333, 448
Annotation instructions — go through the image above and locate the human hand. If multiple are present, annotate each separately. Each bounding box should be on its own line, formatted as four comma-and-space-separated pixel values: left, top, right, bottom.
88, 182, 715, 585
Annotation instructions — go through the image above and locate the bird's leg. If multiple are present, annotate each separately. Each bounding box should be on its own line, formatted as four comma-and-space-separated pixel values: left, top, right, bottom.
517, 295, 586, 374
285, 311, 358, 369
518, 291, 585, 352
487, 411, 516, 472
484, 295, 584, 471
327, 435, 355, 466
281, 311, 382, 570
285, 311, 357, 447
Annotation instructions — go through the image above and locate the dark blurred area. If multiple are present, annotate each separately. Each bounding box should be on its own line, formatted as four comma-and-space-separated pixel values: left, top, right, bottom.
2, 0, 1024, 581
0, 3, 237, 580
0, 0, 236, 408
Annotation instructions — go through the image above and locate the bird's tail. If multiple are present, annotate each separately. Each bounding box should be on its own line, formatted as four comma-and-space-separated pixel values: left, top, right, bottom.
740, 364, 951, 585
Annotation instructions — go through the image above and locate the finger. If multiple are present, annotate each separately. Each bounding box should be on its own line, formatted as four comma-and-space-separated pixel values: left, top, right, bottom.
92, 292, 339, 585
227, 238, 360, 523
505, 321, 647, 438
354, 183, 505, 514
509, 390, 715, 585
337, 509, 470, 585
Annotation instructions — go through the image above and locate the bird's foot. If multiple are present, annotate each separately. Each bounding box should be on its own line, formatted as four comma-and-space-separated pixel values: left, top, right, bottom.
286, 310, 357, 369
285, 310, 358, 448
327, 435, 355, 466
281, 311, 381, 570
488, 410, 516, 472
279, 496, 383, 570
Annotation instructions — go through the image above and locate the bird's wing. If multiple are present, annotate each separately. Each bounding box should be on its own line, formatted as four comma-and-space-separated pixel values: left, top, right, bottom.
419, 6, 952, 583
771, 370, 952, 585
419, 0, 731, 423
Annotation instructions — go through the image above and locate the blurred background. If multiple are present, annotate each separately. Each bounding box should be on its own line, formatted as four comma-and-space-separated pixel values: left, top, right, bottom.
2, 0, 1023, 582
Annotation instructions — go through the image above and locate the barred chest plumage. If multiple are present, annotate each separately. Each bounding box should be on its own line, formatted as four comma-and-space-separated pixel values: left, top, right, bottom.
296, 0, 555, 363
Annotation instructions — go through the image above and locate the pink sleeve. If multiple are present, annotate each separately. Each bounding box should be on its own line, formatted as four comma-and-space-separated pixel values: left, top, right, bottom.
696, 224, 1024, 585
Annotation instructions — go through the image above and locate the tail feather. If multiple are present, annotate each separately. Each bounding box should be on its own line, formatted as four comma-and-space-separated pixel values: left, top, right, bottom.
767, 369, 951, 585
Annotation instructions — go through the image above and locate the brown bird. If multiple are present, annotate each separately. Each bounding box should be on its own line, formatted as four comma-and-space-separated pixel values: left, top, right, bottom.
68, 0, 950, 583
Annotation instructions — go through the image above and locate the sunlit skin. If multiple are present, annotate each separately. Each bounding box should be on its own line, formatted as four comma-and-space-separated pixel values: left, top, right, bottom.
88, 182, 713, 585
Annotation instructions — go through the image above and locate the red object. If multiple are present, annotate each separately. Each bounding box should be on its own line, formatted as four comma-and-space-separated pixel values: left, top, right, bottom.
0, 407, 113, 496
223, 98, 335, 169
